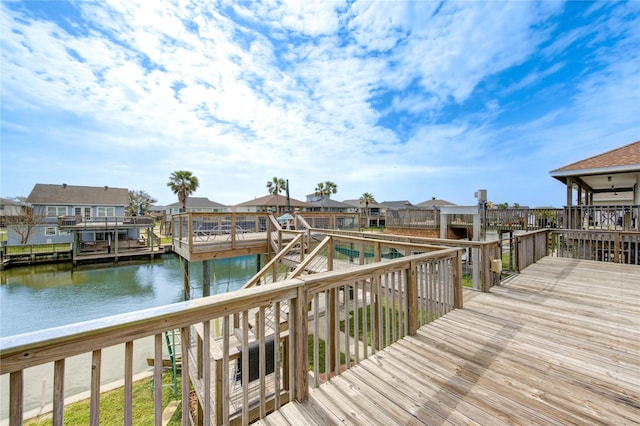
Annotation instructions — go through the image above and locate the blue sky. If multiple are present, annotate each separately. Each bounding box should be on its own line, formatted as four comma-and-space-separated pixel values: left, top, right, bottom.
1, 1, 639, 207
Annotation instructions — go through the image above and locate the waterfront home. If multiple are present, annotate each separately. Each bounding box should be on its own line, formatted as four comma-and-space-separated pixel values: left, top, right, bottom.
0, 197, 28, 227
416, 197, 455, 209
6, 183, 135, 245
164, 196, 229, 216
304, 193, 355, 212
233, 194, 312, 214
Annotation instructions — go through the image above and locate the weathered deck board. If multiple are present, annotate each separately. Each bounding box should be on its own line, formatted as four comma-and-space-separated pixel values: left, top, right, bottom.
255, 257, 640, 425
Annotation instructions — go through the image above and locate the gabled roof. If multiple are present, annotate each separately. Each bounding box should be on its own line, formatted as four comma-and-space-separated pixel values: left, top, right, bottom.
308, 199, 354, 209
416, 199, 455, 208
550, 141, 640, 173
381, 200, 413, 209
26, 184, 128, 206
235, 194, 312, 208
165, 197, 227, 208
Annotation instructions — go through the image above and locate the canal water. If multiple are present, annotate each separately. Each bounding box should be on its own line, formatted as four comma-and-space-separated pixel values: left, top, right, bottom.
0, 254, 260, 421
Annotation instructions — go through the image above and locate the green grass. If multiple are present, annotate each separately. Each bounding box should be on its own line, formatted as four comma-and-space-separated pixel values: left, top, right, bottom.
308, 336, 348, 373
25, 372, 184, 426
339, 302, 413, 347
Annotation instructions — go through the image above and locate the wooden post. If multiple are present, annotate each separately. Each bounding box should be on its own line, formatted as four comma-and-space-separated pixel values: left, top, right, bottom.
294, 285, 308, 401
9, 371, 23, 426
453, 251, 464, 309
407, 264, 418, 336
203, 260, 210, 297
183, 258, 190, 300
328, 288, 336, 373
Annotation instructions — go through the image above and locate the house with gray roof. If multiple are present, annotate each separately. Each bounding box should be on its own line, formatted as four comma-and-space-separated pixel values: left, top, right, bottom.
305, 194, 355, 212
234, 194, 312, 214
8, 183, 138, 245
165, 197, 229, 216
416, 198, 456, 209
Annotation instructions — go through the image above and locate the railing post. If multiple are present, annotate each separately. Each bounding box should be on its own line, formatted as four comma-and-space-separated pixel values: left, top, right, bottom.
294, 285, 308, 401
407, 263, 418, 335
9, 371, 23, 426
453, 250, 463, 308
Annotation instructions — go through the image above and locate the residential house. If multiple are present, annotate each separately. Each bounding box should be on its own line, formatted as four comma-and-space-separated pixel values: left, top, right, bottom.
550, 140, 640, 230
164, 197, 229, 216
343, 199, 387, 227
0, 197, 28, 227
234, 194, 312, 214
416, 198, 456, 209
8, 183, 133, 245
305, 194, 355, 212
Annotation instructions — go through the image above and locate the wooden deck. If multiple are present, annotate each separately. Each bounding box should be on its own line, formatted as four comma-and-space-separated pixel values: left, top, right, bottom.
256, 257, 640, 425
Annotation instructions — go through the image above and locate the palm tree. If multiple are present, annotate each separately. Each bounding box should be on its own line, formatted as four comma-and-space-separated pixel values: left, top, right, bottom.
314, 181, 337, 212
266, 177, 286, 214
167, 170, 199, 213
359, 192, 376, 228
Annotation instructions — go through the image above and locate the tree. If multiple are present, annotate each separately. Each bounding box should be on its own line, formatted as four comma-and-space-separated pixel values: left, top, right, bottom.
266, 177, 286, 214
359, 192, 376, 228
127, 190, 157, 216
5, 206, 44, 245
167, 170, 199, 213
314, 181, 338, 212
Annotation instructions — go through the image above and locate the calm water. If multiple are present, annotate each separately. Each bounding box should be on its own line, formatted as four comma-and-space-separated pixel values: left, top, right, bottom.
0, 254, 260, 420
0, 254, 260, 337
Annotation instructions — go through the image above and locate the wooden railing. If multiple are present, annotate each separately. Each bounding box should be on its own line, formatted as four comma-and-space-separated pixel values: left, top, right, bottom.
548, 229, 640, 265
0, 248, 462, 425
317, 229, 501, 292
563, 204, 639, 231
58, 216, 155, 228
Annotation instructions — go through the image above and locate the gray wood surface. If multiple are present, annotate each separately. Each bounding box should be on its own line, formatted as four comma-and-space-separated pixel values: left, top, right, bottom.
255, 257, 640, 425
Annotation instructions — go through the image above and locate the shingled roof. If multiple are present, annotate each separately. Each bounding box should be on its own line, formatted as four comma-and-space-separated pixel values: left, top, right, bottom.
235, 194, 312, 208
551, 141, 640, 173
26, 184, 128, 205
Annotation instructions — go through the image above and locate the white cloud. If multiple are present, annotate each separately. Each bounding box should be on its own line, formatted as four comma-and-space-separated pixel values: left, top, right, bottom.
1, 1, 637, 208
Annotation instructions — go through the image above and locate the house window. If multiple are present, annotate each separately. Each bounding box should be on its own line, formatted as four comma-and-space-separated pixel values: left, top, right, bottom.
75, 207, 92, 218
97, 207, 115, 217
45, 227, 57, 236
47, 206, 67, 217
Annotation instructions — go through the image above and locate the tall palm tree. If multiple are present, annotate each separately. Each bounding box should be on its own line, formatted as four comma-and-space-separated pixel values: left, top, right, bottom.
359, 192, 376, 228
315, 181, 337, 212
167, 170, 200, 213
266, 177, 286, 214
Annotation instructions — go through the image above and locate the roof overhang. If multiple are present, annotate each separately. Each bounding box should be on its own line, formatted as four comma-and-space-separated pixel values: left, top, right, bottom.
550, 165, 640, 193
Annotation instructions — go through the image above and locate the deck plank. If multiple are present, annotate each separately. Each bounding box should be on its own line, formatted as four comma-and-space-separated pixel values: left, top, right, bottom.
259, 257, 640, 425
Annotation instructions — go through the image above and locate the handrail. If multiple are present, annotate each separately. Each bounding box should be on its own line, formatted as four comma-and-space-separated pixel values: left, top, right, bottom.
0, 248, 463, 425
243, 234, 305, 288
290, 236, 331, 278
